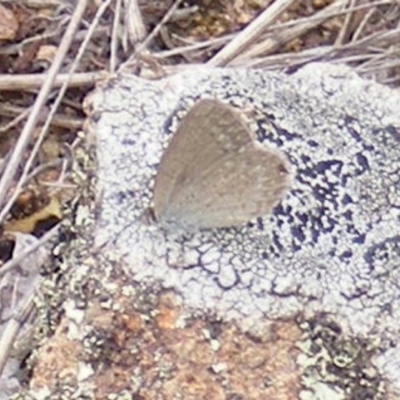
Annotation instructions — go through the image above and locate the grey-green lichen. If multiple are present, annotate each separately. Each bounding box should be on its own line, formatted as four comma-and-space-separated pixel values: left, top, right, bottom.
298, 316, 385, 400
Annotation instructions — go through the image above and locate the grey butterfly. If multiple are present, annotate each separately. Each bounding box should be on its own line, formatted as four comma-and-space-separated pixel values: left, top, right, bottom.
153, 99, 292, 230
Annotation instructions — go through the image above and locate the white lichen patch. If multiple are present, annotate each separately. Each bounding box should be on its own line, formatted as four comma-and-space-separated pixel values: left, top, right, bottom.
87, 64, 400, 391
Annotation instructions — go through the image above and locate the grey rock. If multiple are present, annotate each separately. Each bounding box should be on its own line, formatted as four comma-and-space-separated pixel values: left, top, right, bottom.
88, 63, 400, 386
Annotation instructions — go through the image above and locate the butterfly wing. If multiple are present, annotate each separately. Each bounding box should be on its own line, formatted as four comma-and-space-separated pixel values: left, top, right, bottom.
153, 99, 292, 230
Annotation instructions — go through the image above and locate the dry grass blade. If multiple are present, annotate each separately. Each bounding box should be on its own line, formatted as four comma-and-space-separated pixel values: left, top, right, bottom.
111, 0, 123, 72
207, 0, 295, 66
0, 289, 37, 377
124, 0, 146, 47
154, 34, 234, 60
122, 0, 183, 69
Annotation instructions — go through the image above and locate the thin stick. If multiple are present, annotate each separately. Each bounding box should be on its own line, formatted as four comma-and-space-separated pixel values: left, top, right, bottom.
0, 106, 31, 133
0, 103, 83, 130
207, 0, 295, 66
353, 8, 375, 41
0, 71, 107, 91
335, 0, 355, 46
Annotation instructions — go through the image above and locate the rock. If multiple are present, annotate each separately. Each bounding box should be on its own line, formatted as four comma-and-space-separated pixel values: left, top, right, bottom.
24, 63, 400, 399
